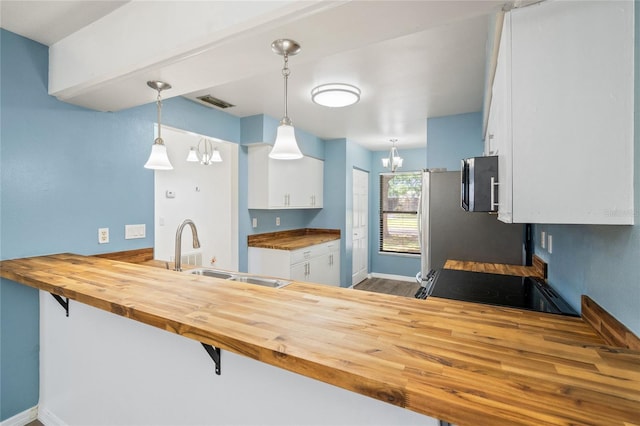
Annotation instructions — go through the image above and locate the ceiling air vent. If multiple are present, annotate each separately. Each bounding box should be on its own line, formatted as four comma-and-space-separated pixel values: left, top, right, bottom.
196, 95, 235, 109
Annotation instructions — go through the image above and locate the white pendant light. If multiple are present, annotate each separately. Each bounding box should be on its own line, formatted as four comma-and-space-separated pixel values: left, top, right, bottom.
269, 39, 303, 160
144, 81, 173, 170
382, 139, 403, 173
186, 138, 223, 165
311, 83, 360, 107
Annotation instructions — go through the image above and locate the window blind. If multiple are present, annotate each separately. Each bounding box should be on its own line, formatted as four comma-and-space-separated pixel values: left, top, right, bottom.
379, 172, 421, 254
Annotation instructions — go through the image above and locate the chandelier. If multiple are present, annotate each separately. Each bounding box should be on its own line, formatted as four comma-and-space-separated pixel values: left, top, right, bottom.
381, 139, 403, 172
186, 138, 222, 165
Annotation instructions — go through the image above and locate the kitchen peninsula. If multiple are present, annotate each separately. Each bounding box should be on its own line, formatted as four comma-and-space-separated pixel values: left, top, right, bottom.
1, 254, 638, 425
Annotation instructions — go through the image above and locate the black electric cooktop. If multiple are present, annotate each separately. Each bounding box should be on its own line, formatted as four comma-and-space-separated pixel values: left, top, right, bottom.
416, 269, 578, 316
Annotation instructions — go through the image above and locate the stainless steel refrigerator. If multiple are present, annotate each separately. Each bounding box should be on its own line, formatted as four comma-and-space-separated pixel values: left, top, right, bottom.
417, 170, 524, 283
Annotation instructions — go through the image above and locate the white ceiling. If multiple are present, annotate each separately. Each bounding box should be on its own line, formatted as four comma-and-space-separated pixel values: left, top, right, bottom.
0, 0, 505, 150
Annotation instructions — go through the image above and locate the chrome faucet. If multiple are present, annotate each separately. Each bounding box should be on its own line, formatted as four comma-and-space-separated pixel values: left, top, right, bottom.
174, 219, 201, 271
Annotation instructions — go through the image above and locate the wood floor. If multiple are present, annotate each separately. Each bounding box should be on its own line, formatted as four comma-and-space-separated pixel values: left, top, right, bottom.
353, 277, 420, 298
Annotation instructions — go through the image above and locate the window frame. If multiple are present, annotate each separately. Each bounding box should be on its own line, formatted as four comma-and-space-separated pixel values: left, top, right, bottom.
379, 171, 422, 256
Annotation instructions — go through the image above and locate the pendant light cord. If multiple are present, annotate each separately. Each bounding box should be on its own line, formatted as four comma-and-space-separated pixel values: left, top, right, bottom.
156, 90, 162, 141
282, 53, 290, 121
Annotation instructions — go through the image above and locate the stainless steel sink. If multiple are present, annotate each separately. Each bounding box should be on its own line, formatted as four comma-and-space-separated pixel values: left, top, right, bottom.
186, 268, 290, 289
189, 269, 234, 279
229, 275, 290, 289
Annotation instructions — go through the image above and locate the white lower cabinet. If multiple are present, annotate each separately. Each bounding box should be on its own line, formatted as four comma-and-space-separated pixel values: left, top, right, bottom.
248, 241, 340, 286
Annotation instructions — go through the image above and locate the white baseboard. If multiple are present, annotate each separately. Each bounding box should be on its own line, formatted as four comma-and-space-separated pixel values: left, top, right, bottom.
369, 272, 417, 283
0, 406, 37, 426
37, 408, 66, 426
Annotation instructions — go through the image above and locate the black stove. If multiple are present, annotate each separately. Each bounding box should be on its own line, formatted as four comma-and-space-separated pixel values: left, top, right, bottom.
415, 269, 578, 316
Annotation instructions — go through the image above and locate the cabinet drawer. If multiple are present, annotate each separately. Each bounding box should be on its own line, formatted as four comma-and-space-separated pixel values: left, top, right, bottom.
290, 243, 330, 265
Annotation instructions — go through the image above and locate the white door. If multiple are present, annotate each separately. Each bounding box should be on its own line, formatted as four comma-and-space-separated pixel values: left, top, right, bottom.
352, 169, 369, 285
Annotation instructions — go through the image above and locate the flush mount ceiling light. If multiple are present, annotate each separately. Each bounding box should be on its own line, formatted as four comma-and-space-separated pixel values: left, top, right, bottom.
269, 39, 303, 160
381, 139, 403, 173
187, 138, 222, 165
144, 81, 173, 170
311, 83, 361, 108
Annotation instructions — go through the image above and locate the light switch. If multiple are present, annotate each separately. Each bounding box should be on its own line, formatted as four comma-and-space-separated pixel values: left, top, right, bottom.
252, 218, 257, 228
548, 234, 553, 254
276, 217, 280, 226
541, 231, 546, 249
125, 224, 146, 239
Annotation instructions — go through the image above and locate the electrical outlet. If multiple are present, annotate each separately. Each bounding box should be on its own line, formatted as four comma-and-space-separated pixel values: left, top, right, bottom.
541, 231, 546, 249
98, 228, 109, 244
276, 217, 280, 226
252, 218, 257, 228
548, 234, 553, 254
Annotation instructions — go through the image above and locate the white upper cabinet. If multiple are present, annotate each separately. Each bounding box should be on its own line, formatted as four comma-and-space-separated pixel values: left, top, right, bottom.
248, 144, 324, 209
489, 0, 634, 225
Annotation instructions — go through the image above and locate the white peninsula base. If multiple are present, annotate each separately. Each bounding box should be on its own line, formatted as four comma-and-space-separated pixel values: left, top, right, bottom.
38, 291, 436, 426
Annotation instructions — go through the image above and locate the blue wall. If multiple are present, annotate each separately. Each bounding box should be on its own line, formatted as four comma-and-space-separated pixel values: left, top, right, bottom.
306, 138, 372, 286
0, 29, 241, 420
530, 2, 640, 336
427, 112, 483, 170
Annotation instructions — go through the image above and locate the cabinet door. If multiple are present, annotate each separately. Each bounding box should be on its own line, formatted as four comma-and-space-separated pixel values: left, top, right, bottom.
268, 157, 299, 208
326, 250, 340, 286
290, 261, 309, 282
493, 12, 513, 223
247, 247, 292, 279
509, 1, 633, 224
309, 243, 339, 286
307, 156, 323, 208
288, 156, 323, 208
249, 145, 324, 210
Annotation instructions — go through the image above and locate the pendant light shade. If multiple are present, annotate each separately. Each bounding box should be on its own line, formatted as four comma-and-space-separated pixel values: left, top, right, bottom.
270, 123, 302, 159
144, 81, 173, 170
145, 140, 173, 170
269, 39, 303, 160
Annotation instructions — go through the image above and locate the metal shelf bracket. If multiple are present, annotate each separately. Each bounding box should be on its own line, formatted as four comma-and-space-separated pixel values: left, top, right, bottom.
201, 343, 221, 375
51, 293, 69, 317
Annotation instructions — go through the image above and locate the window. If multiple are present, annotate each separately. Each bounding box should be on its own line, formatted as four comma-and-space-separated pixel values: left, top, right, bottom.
379, 172, 422, 254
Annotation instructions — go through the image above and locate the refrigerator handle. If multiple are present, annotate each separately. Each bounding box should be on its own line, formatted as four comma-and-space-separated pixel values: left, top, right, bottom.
417, 181, 423, 249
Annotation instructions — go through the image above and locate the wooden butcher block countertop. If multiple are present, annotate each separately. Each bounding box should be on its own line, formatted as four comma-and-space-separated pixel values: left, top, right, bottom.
444, 258, 546, 278
2, 254, 639, 425
248, 228, 340, 250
